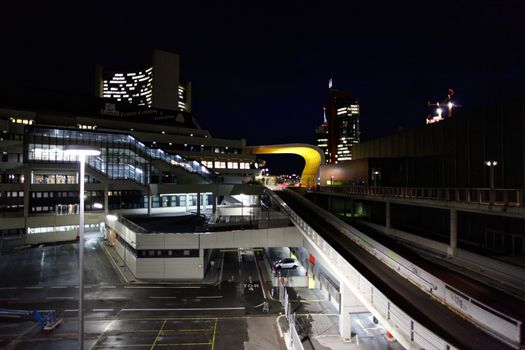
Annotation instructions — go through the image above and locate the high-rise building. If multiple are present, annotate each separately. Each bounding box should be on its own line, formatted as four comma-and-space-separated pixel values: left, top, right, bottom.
315, 108, 329, 159
95, 50, 191, 112
320, 82, 360, 163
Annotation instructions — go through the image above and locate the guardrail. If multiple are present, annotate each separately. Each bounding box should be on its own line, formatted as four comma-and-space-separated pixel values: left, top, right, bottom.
269, 189, 523, 349
320, 185, 524, 207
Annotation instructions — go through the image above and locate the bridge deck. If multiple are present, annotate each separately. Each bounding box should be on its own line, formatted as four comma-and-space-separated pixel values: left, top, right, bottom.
276, 190, 516, 350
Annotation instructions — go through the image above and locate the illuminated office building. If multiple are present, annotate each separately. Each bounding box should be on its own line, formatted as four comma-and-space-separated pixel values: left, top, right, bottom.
95, 50, 191, 112
320, 83, 360, 163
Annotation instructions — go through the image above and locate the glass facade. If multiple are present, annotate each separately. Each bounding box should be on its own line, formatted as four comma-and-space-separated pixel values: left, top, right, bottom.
24, 127, 214, 184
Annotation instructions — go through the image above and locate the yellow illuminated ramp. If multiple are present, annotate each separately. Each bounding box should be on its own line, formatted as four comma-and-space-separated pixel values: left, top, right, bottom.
246, 144, 325, 187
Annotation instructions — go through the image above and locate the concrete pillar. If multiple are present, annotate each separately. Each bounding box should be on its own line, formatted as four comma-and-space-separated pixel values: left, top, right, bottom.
23, 167, 31, 233
385, 201, 391, 231
212, 193, 217, 214
339, 282, 365, 341
147, 196, 152, 215
197, 192, 201, 215
104, 183, 109, 215
448, 208, 457, 256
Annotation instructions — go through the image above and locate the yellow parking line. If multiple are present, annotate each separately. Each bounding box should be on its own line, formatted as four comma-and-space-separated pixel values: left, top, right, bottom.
295, 313, 339, 316
93, 345, 151, 348
150, 319, 167, 350
156, 343, 212, 347
104, 328, 213, 333
116, 317, 216, 321
90, 319, 117, 350
211, 318, 218, 350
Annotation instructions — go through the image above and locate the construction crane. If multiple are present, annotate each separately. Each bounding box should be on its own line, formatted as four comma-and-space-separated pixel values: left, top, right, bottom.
0, 308, 62, 331
427, 88, 461, 124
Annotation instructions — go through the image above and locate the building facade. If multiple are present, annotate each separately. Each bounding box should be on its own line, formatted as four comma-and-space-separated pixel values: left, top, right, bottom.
95, 50, 191, 112
321, 85, 360, 163
315, 108, 329, 159
0, 85, 261, 248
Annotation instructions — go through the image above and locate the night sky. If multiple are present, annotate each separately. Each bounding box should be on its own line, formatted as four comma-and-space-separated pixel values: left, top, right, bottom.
2, 1, 525, 173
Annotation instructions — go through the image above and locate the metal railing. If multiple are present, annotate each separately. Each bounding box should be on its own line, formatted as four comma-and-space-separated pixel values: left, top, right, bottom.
320, 185, 524, 207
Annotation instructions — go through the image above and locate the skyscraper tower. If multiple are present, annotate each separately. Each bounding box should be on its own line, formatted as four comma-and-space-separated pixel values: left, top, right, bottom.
95, 50, 191, 112
323, 81, 360, 163
315, 107, 329, 159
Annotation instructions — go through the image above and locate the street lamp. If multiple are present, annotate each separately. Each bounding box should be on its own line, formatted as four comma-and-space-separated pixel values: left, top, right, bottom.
330, 175, 334, 187
485, 160, 498, 204
372, 170, 381, 187
484, 160, 498, 189
65, 145, 101, 350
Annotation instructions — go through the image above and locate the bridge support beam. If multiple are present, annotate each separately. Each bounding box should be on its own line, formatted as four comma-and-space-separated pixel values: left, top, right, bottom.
385, 201, 391, 232
448, 208, 457, 256
147, 195, 152, 215
197, 192, 201, 215
212, 193, 217, 214
339, 282, 366, 341
104, 183, 109, 215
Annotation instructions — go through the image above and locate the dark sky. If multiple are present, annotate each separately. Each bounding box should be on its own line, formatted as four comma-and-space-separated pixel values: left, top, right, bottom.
2, 1, 525, 173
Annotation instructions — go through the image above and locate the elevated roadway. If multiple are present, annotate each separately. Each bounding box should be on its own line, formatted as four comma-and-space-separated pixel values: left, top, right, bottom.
273, 189, 523, 350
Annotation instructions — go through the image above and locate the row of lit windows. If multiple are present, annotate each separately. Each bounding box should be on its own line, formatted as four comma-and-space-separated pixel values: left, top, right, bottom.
33, 174, 77, 185
2, 191, 24, 198
10, 117, 34, 125
28, 223, 100, 235
78, 124, 97, 130
201, 161, 251, 169
1, 174, 24, 184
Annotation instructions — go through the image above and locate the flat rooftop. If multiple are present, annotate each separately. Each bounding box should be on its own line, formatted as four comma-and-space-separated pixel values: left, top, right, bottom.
124, 213, 206, 233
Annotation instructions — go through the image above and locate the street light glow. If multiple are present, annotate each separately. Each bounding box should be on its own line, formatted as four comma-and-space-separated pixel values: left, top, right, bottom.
64, 145, 101, 156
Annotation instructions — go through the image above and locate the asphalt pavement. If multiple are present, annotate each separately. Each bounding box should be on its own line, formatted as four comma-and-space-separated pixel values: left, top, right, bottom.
0, 240, 283, 350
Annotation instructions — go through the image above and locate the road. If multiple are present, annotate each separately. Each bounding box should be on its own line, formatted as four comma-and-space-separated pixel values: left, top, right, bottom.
0, 241, 281, 350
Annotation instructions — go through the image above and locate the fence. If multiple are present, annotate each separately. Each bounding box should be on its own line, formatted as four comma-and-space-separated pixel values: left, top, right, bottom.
321, 185, 524, 207
276, 278, 305, 350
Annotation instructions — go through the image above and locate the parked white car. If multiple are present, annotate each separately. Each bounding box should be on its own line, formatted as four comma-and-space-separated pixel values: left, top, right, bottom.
273, 258, 300, 269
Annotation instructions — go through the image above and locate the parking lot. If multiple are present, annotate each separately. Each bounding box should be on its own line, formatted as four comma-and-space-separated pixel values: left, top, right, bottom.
92, 317, 217, 349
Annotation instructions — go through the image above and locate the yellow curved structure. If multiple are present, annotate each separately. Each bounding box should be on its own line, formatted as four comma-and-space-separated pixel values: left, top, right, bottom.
246, 144, 325, 187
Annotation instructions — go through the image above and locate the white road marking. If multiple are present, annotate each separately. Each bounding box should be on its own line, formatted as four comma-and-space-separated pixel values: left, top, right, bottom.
25, 286, 43, 289
51, 286, 67, 289
99, 285, 117, 289
356, 319, 370, 335
196, 296, 223, 299
93, 309, 114, 312
124, 286, 200, 289
46, 296, 75, 300
149, 296, 177, 299
64, 309, 79, 312
121, 307, 245, 312
253, 252, 267, 299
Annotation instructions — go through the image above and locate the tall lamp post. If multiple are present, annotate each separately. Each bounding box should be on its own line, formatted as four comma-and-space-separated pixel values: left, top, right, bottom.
65, 145, 101, 350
